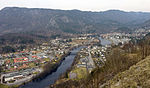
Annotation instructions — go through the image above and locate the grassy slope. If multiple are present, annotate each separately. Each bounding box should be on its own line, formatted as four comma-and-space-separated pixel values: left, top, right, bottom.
102, 55, 150, 88
0, 84, 18, 88
0, 84, 9, 88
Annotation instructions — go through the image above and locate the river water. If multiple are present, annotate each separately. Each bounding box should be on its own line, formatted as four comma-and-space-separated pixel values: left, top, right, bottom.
99, 37, 111, 46
20, 37, 111, 88
20, 47, 83, 88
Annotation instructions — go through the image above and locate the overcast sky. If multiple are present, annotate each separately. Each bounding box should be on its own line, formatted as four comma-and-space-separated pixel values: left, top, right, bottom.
0, 0, 150, 12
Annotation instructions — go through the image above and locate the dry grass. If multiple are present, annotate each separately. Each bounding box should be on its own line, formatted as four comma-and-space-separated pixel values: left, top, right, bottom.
103, 56, 150, 88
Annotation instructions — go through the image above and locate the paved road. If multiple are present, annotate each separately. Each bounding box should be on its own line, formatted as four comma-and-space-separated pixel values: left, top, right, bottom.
88, 50, 95, 68
85, 49, 95, 73
7, 75, 34, 86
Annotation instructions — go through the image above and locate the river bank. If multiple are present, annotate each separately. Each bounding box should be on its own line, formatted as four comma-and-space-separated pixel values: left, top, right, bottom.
50, 37, 112, 88
19, 46, 83, 88
50, 50, 83, 88
1, 47, 75, 88
32, 51, 71, 81
55, 37, 110, 81
18, 50, 71, 88
54, 47, 85, 81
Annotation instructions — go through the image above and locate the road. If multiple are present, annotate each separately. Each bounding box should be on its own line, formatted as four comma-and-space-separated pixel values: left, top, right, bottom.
88, 50, 95, 68
85, 49, 95, 73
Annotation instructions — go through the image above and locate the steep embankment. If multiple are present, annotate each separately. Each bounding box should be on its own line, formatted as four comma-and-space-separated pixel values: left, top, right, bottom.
102, 55, 150, 88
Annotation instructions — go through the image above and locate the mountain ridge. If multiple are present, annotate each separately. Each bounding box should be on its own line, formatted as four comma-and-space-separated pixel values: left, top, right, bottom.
0, 7, 150, 34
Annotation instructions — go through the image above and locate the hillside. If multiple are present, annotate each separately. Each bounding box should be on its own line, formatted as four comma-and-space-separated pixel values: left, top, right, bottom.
102, 55, 150, 88
0, 7, 150, 34
51, 33, 150, 88
141, 19, 150, 29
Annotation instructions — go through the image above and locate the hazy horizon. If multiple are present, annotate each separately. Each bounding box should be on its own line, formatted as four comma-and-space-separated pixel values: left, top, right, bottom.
1, 6, 150, 13
0, 0, 150, 12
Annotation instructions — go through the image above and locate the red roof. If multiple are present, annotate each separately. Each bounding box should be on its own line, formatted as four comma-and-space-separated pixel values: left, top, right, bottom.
14, 57, 28, 63
32, 56, 38, 58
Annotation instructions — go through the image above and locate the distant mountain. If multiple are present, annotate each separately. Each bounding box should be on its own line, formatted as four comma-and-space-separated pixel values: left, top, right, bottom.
0, 7, 150, 34
141, 19, 150, 29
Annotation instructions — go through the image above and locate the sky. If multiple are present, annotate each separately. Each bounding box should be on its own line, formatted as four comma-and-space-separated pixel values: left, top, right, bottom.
0, 0, 150, 12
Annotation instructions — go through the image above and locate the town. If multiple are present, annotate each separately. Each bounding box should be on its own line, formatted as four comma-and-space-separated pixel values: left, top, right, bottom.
0, 29, 150, 87
0, 34, 100, 86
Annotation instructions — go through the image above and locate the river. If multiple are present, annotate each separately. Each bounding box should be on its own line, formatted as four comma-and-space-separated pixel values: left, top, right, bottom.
20, 37, 111, 88
20, 47, 83, 88
99, 37, 112, 46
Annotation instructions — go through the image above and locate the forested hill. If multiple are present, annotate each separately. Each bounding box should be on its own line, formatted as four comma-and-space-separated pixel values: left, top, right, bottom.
0, 7, 150, 34
141, 19, 150, 29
